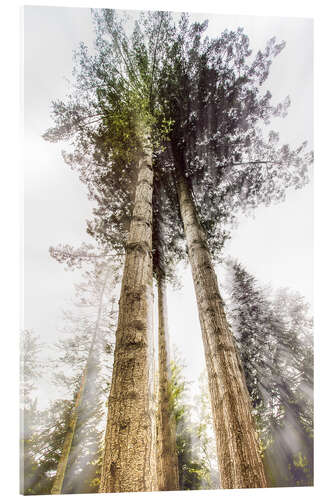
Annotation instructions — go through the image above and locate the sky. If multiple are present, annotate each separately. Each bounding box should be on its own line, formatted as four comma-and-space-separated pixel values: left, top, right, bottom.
23, 6, 313, 404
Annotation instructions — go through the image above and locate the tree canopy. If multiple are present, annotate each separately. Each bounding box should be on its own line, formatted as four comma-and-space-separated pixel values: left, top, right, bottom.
43, 9, 313, 272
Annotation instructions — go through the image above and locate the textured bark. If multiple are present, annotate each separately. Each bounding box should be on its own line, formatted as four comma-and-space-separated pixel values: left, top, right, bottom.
51, 266, 111, 495
99, 141, 156, 493
156, 274, 179, 491
174, 154, 267, 489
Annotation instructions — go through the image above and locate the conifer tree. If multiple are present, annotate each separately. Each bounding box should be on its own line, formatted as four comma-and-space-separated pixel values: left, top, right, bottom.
225, 260, 313, 486
153, 180, 180, 491
20, 330, 51, 495
47, 257, 119, 493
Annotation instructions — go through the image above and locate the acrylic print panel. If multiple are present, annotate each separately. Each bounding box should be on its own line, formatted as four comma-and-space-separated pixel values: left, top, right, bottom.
22, 2, 313, 495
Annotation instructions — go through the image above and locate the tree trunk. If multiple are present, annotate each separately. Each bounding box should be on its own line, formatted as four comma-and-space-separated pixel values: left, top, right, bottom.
152, 178, 179, 491
156, 274, 179, 491
99, 140, 156, 493
174, 151, 267, 489
51, 370, 86, 495
51, 265, 111, 495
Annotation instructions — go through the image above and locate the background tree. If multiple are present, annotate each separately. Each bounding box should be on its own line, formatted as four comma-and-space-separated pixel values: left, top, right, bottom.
170, 359, 205, 490
154, 180, 181, 491
49, 259, 119, 494
26, 382, 105, 495
21, 257, 119, 494
20, 330, 51, 495
224, 260, 313, 486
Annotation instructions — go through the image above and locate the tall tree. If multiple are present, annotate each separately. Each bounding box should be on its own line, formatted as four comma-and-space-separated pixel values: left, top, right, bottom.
153, 17, 312, 488
98, 135, 157, 492
44, 10, 180, 492
153, 181, 180, 491
175, 164, 267, 488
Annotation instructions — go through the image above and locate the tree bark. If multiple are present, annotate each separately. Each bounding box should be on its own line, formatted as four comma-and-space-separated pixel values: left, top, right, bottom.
99, 140, 156, 493
174, 150, 267, 489
51, 265, 111, 495
156, 274, 179, 491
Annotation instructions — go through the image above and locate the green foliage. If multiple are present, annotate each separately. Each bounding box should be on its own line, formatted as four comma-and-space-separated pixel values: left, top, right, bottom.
169, 360, 219, 490
193, 373, 220, 489
23, 391, 104, 495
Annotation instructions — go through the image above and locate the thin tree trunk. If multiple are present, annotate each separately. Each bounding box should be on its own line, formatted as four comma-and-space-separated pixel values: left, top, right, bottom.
99, 139, 156, 493
153, 179, 179, 491
51, 265, 111, 495
50, 368, 87, 495
174, 150, 267, 489
156, 274, 179, 490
